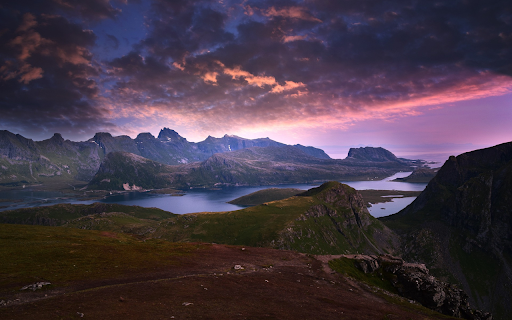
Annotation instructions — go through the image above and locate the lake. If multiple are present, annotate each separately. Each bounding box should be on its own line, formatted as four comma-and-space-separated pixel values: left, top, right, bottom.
0, 171, 427, 217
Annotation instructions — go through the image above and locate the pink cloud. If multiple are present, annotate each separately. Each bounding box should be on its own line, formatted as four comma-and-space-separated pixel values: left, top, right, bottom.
16, 13, 38, 32
18, 64, 44, 84
263, 6, 322, 23
271, 81, 305, 93
202, 71, 219, 84
282, 35, 307, 43
223, 65, 276, 87
56, 46, 91, 65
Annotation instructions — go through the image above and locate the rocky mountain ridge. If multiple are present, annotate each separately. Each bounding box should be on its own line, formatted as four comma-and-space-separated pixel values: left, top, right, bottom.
0, 129, 330, 188
88, 145, 417, 190
0, 130, 102, 186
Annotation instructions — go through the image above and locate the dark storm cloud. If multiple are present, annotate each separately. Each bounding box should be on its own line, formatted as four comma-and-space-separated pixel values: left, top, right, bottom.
106, 0, 510, 133
1, 0, 511, 139
0, 3, 118, 139
1, 0, 122, 21
139, 0, 234, 62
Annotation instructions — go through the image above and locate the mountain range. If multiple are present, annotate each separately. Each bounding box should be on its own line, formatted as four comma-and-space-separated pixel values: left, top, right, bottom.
0, 128, 421, 190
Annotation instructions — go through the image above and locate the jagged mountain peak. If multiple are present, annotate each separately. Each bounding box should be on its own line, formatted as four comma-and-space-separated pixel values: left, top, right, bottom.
49, 133, 64, 143
158, 127, 186, 142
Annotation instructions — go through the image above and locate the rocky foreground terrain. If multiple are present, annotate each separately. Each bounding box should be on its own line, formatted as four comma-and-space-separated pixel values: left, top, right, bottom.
341, 254, 491, 320
0, 223, 478, 320
0, 181, 492, 319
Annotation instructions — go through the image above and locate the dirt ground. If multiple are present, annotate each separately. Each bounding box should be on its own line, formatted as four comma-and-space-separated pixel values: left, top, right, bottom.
1, 244, 448, 319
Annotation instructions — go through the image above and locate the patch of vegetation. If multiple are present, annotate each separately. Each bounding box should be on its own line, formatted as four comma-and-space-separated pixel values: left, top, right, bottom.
157, 195, 315, 247
0, 223, 205, 297
0, 202, 176, 226
328, 257, 397, 293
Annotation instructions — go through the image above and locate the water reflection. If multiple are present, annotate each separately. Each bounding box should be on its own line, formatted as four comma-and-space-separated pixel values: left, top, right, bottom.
367, 197, 416, 218
0, 171, 427, 217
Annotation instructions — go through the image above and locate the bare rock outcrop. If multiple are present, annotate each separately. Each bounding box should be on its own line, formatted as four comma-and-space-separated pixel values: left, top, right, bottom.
343, 254, 492, 320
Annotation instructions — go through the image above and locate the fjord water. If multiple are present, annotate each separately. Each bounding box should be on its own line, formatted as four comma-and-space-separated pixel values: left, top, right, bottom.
0, 172, 426, 217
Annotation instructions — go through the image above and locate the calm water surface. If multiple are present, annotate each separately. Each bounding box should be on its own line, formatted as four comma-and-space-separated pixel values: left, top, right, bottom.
0, 171, 427, 217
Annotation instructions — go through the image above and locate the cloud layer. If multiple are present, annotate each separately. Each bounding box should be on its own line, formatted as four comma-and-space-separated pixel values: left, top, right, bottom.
1, 0, 511, 140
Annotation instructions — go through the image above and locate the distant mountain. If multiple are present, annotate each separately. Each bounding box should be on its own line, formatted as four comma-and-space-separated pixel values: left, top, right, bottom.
346, 147, 402, 162
0, 130, 102, 186
88, 145, 415, 190
0, 129, 331, 188
345, 147, 425, 167
381, 141, 512, 320
196, 134, 284, 155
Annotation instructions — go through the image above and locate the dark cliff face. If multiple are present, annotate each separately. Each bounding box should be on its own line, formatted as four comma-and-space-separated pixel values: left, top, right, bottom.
400, 141, 512, 251
338, 255, 492, 320
382, 141, 512, 320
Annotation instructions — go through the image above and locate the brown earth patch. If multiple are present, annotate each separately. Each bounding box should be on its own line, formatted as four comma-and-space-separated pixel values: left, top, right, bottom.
1, 244, 449, 319
100, 231, 120, 239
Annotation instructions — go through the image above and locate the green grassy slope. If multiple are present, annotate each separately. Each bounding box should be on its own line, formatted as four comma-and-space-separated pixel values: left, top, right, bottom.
0, 223, 204, 298
156, 182, 399, 255
2, 182, 399, 256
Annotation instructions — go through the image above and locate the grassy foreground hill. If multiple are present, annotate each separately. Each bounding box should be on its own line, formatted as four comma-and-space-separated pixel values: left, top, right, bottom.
0, 223, 454, 320
1, 181, 491, 319
1, 182, 398, 255
156, 182, 399, 255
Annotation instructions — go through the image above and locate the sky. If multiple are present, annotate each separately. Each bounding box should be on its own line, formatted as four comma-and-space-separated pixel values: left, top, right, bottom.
1, 0, 511, 160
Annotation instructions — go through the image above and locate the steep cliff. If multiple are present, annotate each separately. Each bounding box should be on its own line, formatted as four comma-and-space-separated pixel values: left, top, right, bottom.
381, 141, 512, 319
